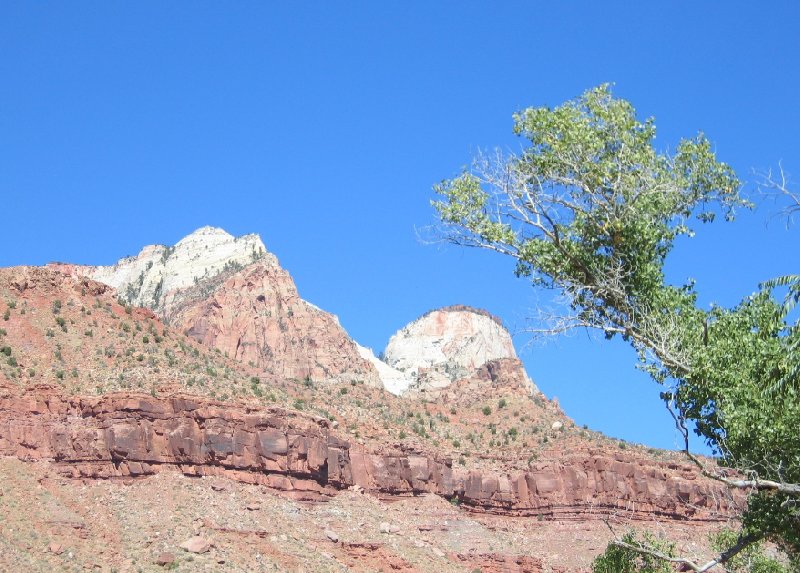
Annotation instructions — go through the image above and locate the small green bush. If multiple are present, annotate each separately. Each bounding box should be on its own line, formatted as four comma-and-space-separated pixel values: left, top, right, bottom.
591, 531, 674, 573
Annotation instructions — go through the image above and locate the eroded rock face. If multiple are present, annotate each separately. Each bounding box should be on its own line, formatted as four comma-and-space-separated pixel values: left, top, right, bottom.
83, 226, 267, 312
356, 344, 412, 395
167, 261, 381, 385
51, 227, 380, 386
0, 388, 735, 521
382, 306, 534, 395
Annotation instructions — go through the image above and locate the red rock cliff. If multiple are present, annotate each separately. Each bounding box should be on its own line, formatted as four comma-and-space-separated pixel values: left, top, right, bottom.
0, 388, 735, 522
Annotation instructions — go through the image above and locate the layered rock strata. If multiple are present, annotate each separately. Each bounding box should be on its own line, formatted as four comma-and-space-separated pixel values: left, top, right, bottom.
0, 388, 734, 521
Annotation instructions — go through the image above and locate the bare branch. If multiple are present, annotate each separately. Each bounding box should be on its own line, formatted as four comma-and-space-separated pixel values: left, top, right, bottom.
757, 163, 800, 225
609, 533, 761, 572
666, 400, 800, 496
603, 519, 761, 572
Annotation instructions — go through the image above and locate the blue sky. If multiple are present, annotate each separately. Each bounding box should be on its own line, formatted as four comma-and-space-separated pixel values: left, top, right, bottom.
2, 2, 798, 451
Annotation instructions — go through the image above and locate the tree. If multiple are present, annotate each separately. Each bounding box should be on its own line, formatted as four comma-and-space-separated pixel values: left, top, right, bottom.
432, 85, 800, 570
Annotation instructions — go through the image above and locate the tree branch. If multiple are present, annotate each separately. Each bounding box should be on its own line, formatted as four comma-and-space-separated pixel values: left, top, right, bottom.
666, 400, 800, 495
609, 532, 761, 572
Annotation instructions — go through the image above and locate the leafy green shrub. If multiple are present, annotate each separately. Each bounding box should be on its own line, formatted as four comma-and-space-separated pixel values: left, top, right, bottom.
710, 529, 797, 573
482, 406, 492, 416
591, 531, 674, 573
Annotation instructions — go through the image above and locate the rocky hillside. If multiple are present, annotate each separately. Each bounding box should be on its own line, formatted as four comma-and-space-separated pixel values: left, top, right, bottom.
53, 227, 380, 386
0, 233, 742, 572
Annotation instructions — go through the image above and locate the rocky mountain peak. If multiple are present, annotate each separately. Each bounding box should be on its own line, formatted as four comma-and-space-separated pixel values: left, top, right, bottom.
57, 227, 381, 386
84, 226, 269, 311
365, 305, 535, 396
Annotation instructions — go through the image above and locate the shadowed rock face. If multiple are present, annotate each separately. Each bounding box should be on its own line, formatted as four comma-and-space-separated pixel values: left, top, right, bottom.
0, 388, 735, 521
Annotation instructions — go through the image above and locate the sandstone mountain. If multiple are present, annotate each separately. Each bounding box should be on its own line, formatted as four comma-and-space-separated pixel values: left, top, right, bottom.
368, 305, 536, 397
53, 227, 380, 386
56, 227, 539, 397
0, 234, 741, 572
80, 226, 267, 312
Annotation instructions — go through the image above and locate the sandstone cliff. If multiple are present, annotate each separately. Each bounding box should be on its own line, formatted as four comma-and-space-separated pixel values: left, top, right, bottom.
84, 226, 267, 312
166, 260, 381, 385
0, 387, 735, 522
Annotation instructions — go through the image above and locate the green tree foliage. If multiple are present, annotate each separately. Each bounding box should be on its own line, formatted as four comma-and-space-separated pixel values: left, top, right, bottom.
433, 85, 799, 566
710, 529, 798, 573
592, 531, 675, 573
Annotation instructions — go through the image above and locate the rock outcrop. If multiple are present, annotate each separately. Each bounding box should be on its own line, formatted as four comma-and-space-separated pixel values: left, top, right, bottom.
381, 306, 535, 396
51, 227, 380, 386
0, 388, 735, 522
167, 260, 381, 385
83, 226, 267, 312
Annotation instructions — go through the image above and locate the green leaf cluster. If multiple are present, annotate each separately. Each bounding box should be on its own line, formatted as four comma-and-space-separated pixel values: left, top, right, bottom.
591, 531, 675, 573
710, 529, 799, 573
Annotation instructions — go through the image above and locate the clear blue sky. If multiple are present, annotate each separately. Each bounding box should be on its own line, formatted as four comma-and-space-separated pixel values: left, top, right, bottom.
2, 2, 798, 451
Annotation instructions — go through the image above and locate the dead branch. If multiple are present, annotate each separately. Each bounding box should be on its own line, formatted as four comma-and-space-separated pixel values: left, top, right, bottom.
603, 518, 761, 572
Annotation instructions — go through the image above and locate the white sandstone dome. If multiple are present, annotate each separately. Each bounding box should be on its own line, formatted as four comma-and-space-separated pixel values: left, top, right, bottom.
383, 305, 517, 393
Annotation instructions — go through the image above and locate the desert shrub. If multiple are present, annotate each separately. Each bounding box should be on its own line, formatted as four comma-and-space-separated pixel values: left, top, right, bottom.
591, 531, 674, 573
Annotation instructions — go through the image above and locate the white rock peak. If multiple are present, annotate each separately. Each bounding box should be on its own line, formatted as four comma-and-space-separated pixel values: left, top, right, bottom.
86, 226, 270, 310
381, 306, 518, 395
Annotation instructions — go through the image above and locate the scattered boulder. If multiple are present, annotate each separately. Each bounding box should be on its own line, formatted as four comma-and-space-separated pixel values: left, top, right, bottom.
379, 522, 399, 534
49, 542, 64, 555
180, 536, 212, 554
325, 529, 339, 543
